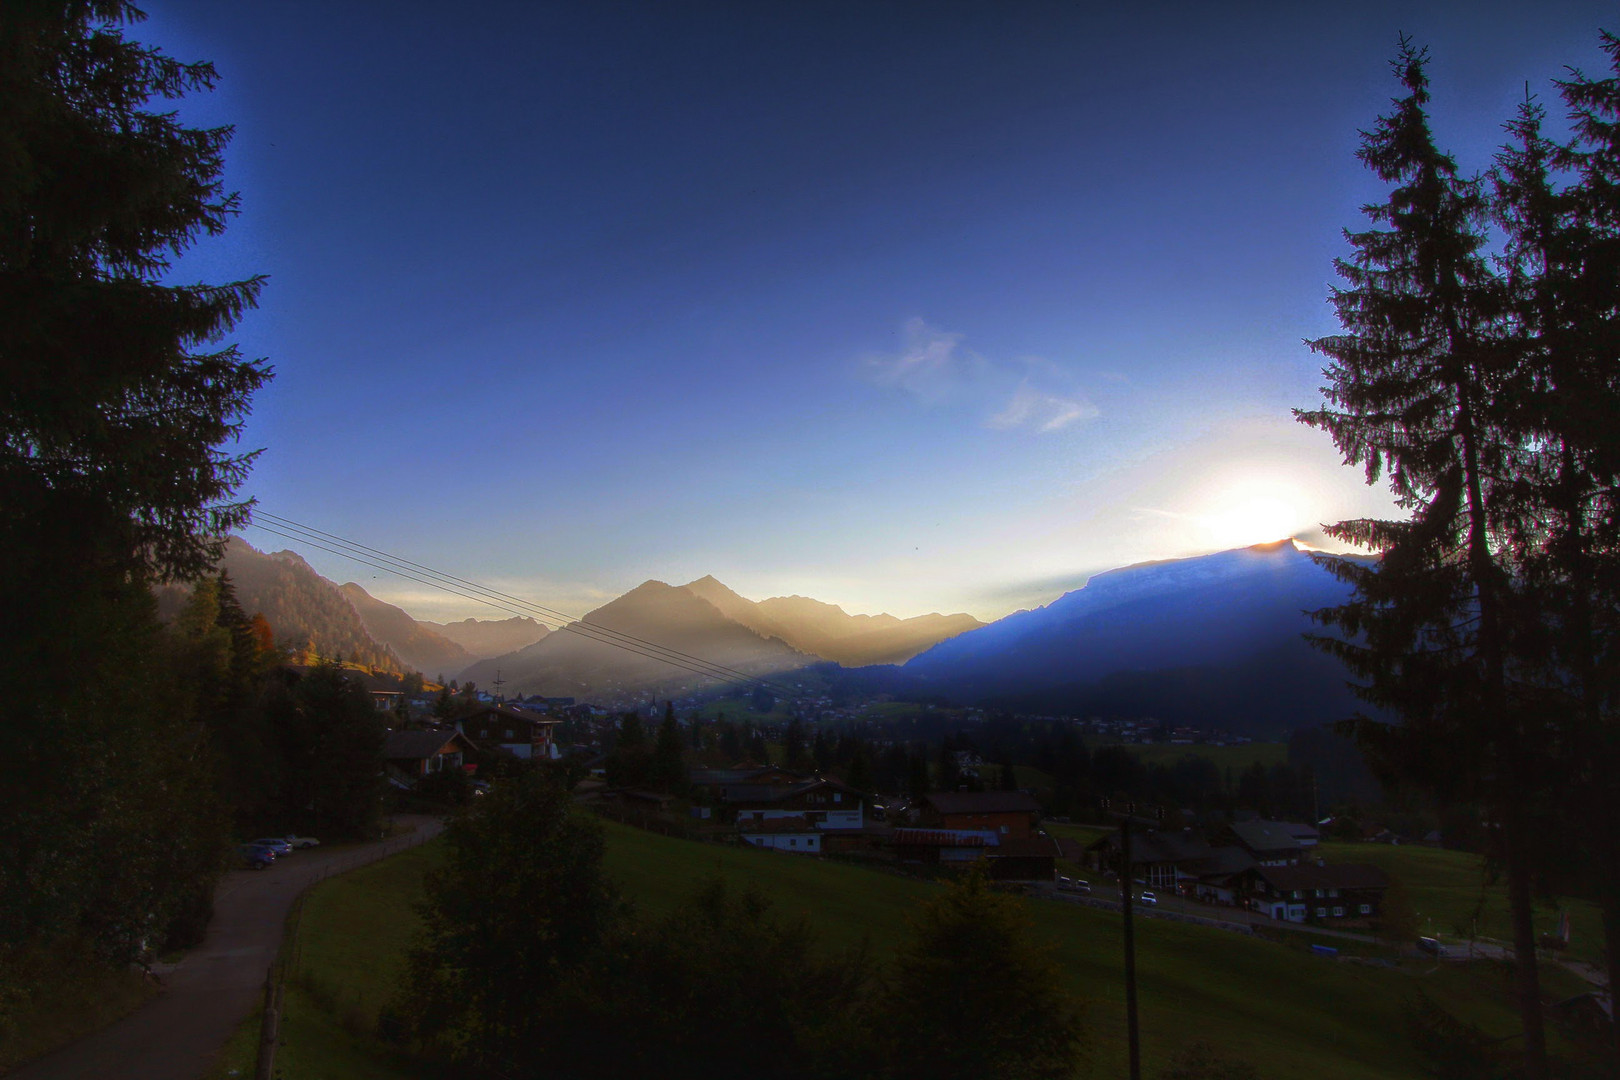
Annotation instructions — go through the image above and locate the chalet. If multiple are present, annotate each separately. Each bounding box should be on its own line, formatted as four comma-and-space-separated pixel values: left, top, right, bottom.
1241, 863, 1389, 924
1224, 819, 1309, 866
891, 827, 997, 865
1182, 845, 1258, 905
739, 815, 824, 854
458, 704, 561, 761
915, 791, 1041, 840
986, 835, 1060, 882
689, 764, 805, 798
384, 728, 478, 781
723, 778, 865, 832
1084, 828, 1221, 891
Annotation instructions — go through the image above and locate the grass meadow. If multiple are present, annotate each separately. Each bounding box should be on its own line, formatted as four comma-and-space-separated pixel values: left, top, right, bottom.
203, 814, 1603, 1080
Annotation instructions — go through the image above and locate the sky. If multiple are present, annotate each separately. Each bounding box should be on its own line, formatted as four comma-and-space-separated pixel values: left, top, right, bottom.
138, 1, 1616, 623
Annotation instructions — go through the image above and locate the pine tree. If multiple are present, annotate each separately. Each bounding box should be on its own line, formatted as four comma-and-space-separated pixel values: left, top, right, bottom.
0, 1, 265, 1028
0, 1, 271, 583
1297, 40, 1548, 1073
877, 867, 1086, 1079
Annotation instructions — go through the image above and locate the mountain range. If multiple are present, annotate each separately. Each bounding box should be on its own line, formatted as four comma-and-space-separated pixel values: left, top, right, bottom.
899, 539, 1371, 736
178, 536, 1369, 735
457, 578, 984, 697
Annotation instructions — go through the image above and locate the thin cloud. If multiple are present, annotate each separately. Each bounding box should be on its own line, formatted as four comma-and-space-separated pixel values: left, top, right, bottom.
987, 380, 1097, 433
860, 317, 975, 403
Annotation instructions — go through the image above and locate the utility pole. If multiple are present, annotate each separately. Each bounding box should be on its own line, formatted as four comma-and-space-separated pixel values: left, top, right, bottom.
1105, 798, 1162, 1080
1121, 813, 1140, 1080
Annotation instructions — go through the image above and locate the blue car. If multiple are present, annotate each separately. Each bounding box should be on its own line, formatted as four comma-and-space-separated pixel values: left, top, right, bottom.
250, 837, 293, 857
238, 844, 275, 870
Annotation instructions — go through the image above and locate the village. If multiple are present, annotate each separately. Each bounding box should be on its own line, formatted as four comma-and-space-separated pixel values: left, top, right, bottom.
379, 695, 1391, 936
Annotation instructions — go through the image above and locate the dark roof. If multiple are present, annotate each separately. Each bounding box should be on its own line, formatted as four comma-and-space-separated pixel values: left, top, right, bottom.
892, 828, 998, 848
990, 836, 1062, 859
1181, 845, 1257, 878
719, 778, 863, 805
1253, 863, 1390, 891
690, 766, 801, 788
922, 791, 1041, 815
462, 704, 560, 725
1229, 820, 1308, 854
383, 729, 471, 760
1087, 828, 1213, 865
738, 815, 817, 834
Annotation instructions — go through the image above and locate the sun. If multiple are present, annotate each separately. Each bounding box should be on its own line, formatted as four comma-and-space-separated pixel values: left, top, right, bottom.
1203, 485, 1304, 550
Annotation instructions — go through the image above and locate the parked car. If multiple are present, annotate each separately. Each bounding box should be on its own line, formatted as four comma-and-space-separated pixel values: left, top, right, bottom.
1417, 936, 1448, 957
251, 837, 293, 857
1138, 890, 1158, 906
282, 835, 320, 849
238, 844, 275, 870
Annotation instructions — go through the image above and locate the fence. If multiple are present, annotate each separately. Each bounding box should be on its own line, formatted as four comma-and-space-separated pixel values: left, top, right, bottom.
254, 819, 442, 1080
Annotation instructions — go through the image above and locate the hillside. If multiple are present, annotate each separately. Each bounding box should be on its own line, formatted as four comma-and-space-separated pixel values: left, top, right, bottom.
904, 540, 1371, 736
338, 583, 474, 677
682, 575, 982, 666
417, 615, 549, 660
460, 580, 817, 698
212, 538, 403, 672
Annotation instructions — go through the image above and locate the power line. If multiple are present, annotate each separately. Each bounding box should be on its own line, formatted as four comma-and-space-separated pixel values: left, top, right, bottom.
246, 520, 799, 696
243, 515, 802, 698
253, 513, 799, 693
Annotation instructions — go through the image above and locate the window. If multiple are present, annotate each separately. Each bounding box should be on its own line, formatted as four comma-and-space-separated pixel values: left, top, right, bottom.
504, 729, 513, 739
833, 792, 842, 802
1332, 906, 1344, 917
1359, 904, 1371, 915
789, 839, 796, 846
1315, 907, 1327, 918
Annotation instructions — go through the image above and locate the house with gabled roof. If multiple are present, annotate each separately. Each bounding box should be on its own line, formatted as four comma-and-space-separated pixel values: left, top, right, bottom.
723, 778, 865, 831
739, 814, 824, 854
915, 791, 1041, 840
384, 728, 478, 782
457, 704, 561, 761
1240, 863, 1389, 924
1224, 819, 1309, 866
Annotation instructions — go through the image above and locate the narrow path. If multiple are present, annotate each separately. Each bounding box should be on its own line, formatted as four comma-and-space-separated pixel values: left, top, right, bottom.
9, 816, 444, 1080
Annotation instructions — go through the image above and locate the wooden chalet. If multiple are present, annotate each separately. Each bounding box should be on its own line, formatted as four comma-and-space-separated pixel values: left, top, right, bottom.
915, 791, 1041, 840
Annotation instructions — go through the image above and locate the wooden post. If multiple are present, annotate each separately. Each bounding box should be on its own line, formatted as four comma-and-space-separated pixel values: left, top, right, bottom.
1121, 816, 1140, 1080
255, 966, 279, 1080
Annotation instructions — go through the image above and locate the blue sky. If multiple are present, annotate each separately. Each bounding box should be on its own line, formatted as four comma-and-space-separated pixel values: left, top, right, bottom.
142, 1, 1615, 622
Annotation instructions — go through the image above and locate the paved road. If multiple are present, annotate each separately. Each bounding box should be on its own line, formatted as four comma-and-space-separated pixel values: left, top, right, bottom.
10, 816, 444, 1080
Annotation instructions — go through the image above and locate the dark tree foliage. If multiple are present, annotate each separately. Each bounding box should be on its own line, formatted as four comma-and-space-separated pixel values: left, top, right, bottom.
554, 880, 872, 1080
258, 660, 386, 838
398, 772, 618, 1072
1297, 35, 1620, 1074
783, 716, 810, 770
0, 0, 270, 583
649, 706, 687, 792
876, 867, 1086, 1080
0, 0, 266, 1034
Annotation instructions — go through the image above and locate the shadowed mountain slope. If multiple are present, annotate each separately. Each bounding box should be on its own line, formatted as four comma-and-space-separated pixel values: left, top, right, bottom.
902, 540, 1372, 737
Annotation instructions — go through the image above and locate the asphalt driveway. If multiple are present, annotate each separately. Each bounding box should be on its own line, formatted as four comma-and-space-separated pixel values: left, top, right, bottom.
10, 816, 443, 1080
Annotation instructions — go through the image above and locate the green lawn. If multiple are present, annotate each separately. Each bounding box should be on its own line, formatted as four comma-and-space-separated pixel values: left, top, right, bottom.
601, 821, 1587, 1078
1318, 841, 1605, 966
1093, 741, 1289, 772
237, 816, 1601, 1080
203, 842, 444, 1080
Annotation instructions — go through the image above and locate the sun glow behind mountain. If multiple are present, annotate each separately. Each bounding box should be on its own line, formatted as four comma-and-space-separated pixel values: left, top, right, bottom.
1201, 480, 1308, 550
